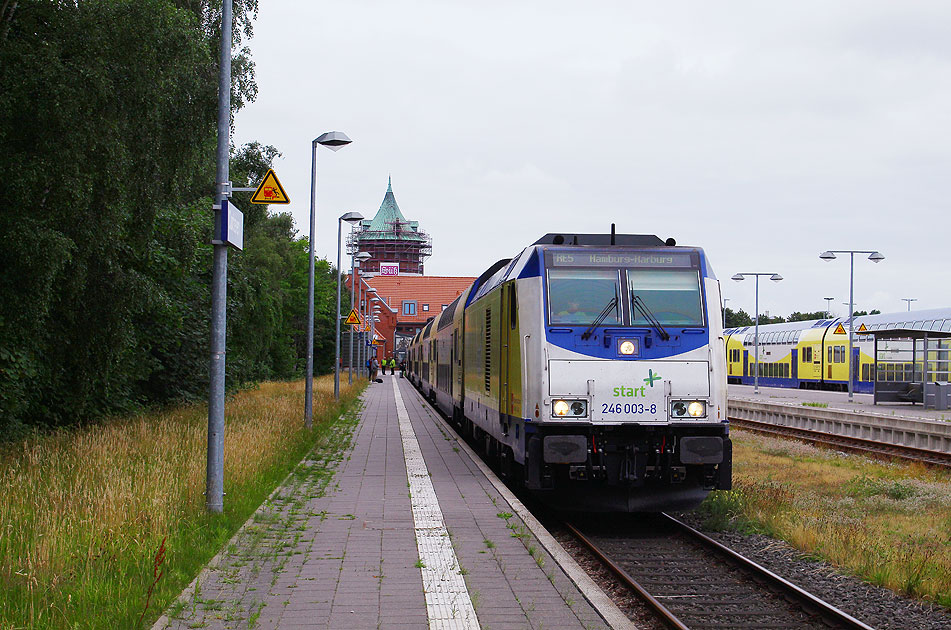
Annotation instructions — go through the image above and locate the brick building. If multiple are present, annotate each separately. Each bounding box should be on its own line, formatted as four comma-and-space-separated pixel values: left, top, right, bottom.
345, 179, 475, 361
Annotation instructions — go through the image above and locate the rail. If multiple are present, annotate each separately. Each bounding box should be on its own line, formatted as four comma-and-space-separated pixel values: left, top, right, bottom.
566, 514, 874, 630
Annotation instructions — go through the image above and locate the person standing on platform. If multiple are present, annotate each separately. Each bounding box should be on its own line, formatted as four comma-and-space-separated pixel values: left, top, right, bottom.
399, 358, 406, 378
370, 356, 379, 381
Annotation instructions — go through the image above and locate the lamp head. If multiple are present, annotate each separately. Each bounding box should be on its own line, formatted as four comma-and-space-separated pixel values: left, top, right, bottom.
731, 274, 745, 282
357, 251, 371, 261
770, 274, 783, 282
340, 211, 363, 223
315, 131, 352, 151
868, 251, 884, 263
819, 251, 836, 261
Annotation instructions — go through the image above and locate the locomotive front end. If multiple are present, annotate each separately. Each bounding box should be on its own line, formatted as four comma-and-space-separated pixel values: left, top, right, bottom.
526, 245, 731, 511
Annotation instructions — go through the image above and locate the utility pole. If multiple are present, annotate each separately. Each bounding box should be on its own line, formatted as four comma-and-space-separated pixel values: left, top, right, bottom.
206, 0, 233, 513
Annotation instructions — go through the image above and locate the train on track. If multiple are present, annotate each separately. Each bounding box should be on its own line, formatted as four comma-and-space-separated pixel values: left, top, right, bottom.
407, 232, 731, 512
723, 308, 951, 393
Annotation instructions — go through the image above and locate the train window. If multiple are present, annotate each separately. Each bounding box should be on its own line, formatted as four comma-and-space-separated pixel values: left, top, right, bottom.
914, 320, 926, 330
943, 320, 951, 332
509, 284, 518, 329
628, 269, 704, 327
803, 346, 812, 363
548, 268, 620, 325
828, 346, 833, 363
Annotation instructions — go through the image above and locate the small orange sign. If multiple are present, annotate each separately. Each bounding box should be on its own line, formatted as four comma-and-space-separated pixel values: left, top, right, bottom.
857, 323, 868, 332
250, 169, 290, 204
344, 309, 361, 326
834, 324, 846, 335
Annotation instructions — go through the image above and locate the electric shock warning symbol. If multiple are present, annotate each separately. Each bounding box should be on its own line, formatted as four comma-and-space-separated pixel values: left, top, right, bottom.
250, 169, 290, 204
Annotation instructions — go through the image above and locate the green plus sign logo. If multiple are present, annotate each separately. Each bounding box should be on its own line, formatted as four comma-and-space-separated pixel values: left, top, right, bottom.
644, 369, 662, 387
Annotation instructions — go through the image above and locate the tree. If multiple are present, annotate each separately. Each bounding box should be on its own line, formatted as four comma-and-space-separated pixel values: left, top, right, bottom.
724, 308, 753, 328
787, 311, 829, 322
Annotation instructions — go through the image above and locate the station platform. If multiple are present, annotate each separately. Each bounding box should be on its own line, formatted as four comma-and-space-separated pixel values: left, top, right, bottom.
729, 384, 951, 422
154, 375, 630, 630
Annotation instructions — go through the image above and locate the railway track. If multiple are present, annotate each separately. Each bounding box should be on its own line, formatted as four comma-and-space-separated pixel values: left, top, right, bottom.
729, 416, 951, 468
566, 514, 875, 630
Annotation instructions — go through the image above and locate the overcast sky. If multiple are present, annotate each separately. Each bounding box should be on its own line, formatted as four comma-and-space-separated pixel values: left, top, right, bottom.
233, 1, 950, 320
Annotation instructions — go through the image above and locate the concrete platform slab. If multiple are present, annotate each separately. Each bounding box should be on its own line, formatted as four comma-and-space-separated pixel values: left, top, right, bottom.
153, 376, 634, 630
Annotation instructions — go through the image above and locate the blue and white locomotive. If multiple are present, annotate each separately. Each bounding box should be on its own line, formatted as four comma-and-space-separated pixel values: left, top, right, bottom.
407, 233, 731, 512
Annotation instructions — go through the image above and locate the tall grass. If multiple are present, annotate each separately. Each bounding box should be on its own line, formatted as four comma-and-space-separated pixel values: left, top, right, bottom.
0, 376, 364, 629
699, 431, 951, 607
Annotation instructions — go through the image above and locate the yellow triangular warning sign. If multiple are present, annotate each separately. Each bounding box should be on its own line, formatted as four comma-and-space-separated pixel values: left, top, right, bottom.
364, 324, 371, 332
344, 309, 361, 326
834, 323, 846, 334
858, 323, 868, 332
250, 169, 290, 204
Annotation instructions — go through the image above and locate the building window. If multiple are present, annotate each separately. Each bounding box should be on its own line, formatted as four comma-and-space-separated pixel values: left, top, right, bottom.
442, 304, 449, 310
422, 304, 429, 312
402, 301, 417, 316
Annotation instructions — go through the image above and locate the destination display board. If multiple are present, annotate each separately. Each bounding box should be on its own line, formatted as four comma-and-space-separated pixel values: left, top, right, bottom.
546, 249, 696, 269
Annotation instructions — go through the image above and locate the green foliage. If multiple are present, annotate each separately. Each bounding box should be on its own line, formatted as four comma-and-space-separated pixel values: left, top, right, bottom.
0, 2, 344, 436
787, 310, 829, 322
724, 307, 753, 328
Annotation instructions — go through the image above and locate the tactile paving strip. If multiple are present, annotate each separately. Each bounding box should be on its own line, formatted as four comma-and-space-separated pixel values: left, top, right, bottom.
393, 380, 480, 629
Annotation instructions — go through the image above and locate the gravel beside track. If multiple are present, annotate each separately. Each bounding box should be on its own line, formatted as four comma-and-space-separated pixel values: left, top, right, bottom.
673, 511, 951, 630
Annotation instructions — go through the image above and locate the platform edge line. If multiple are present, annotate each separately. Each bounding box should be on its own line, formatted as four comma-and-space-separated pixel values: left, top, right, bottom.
402, 381, 638, 630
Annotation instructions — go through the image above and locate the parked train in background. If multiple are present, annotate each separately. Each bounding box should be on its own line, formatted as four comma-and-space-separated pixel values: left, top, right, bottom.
406, 233, 731, 512
723, 308, 951, 393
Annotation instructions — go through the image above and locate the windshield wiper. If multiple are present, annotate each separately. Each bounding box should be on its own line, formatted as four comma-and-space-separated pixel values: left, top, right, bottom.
581, 295, 618, 340
631, 293, 670, 341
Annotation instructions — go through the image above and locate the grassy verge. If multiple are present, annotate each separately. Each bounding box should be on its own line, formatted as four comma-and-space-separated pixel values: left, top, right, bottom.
0, 375, 365, 629
698, 430, 951, 607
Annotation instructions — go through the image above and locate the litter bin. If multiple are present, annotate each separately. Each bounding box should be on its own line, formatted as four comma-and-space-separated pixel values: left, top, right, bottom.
935, 382, 951, 411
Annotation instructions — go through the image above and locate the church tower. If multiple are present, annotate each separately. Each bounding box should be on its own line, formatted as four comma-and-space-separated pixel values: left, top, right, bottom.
347, 178, 432, 275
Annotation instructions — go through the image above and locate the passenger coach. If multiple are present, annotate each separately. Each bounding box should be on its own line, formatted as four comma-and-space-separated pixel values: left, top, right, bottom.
408, 233, 731, 512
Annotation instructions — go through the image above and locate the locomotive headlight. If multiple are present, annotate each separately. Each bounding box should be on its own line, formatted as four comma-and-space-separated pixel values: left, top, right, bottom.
552, 399, 587, 417
618, 340, 637, 355
670, 400, 707, 418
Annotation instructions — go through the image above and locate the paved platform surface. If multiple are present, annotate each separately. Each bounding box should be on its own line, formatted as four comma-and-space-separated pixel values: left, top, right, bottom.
155, 375, 618, 630
729, 384, 951, 422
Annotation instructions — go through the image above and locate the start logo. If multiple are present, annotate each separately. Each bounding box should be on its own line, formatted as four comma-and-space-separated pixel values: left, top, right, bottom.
612, 370, 664, 398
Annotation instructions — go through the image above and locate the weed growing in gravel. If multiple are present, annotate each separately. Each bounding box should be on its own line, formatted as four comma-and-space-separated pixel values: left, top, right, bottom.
700, 429, 951, 607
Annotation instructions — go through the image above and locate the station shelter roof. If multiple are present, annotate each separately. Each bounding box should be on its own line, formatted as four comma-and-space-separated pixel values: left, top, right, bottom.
365, 275, 475, 326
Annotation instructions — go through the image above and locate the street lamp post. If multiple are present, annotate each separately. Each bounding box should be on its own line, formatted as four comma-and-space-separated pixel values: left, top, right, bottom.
305, 131, 352, 428
902, 298, 917, 312
355, 253, 371, 377
334, 212, 363, 400
731, 272, 783, 394
819, 249, 885, 402
722, 298, 730, 328
824, 297, 834, 318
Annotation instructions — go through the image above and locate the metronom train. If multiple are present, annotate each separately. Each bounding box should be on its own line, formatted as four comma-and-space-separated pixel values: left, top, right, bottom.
407, 232, 731, 512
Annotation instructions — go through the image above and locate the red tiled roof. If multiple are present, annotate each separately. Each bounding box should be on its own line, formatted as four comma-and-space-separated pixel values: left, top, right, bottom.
363, 275, 476, 324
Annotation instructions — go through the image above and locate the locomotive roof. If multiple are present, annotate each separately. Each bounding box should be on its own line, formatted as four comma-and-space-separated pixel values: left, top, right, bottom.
533, 233, 668, 247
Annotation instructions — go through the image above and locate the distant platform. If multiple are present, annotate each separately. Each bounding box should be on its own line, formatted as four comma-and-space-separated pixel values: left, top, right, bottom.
729, 384, 949, 422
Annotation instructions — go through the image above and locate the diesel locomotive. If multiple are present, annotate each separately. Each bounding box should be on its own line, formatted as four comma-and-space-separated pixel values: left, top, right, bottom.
406, 233, 731, 512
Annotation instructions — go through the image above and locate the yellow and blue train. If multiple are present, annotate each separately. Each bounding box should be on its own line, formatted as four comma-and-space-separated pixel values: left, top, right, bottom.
407, 232, 731, 512
724, 308, 951, 392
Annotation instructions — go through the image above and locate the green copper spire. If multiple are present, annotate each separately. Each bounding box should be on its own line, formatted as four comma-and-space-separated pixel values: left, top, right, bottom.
359, 178, 423, 241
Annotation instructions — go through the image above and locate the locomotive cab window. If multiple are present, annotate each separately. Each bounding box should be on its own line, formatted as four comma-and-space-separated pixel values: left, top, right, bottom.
548, 268, 621, 325
628, 269, 704, 327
